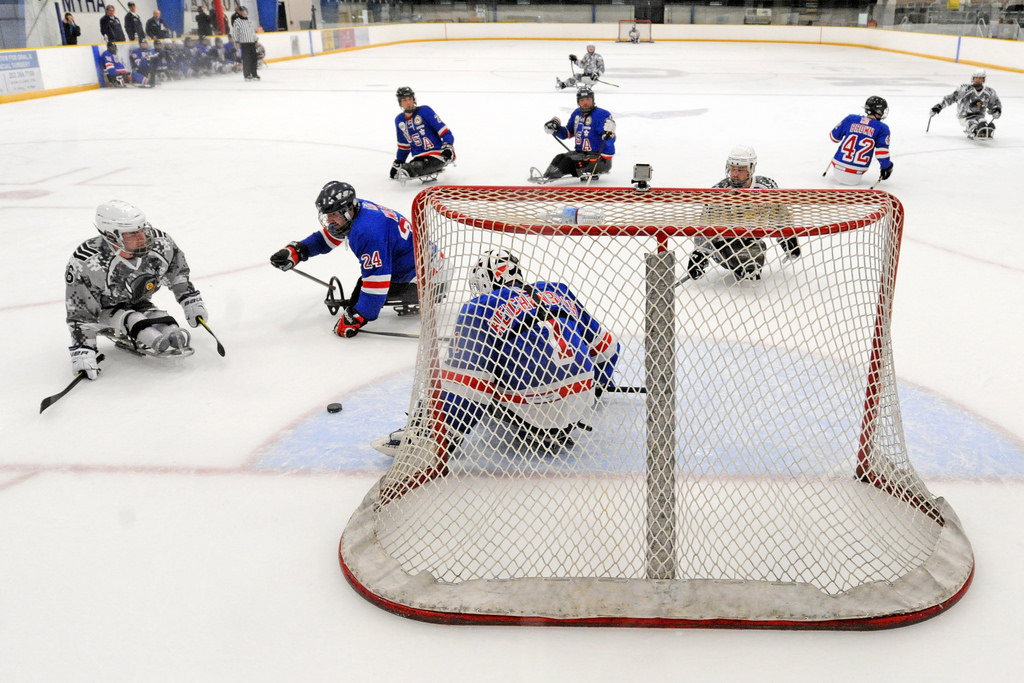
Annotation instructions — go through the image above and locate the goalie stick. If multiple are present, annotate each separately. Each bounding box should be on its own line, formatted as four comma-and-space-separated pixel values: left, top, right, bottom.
40, 354, 105, 413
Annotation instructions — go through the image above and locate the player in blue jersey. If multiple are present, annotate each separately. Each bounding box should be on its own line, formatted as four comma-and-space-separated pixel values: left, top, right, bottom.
269, 181, 422, 338
390, 86, 456, 182
373, 248, 619, 456
439, 249, 618, 452
827, 96, 892, 186
100, 42, 146, 87
530, 87, 616, 183
931, 69, 1002, 140
129, 39, 157, 86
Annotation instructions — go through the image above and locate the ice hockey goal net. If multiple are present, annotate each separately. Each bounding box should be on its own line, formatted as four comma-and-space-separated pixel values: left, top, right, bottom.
618, 19, 653, 43
339, 185, 974, 628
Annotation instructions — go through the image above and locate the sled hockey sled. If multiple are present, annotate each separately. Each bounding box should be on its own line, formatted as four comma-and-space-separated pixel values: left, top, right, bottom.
101, 330, 194, 359
528, 167, 556, 184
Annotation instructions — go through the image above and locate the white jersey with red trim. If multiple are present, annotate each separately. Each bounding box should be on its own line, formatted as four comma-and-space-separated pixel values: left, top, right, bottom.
440, 281, 618, 436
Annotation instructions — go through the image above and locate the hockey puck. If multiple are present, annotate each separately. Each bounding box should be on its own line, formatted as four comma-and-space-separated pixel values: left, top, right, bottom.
327, 402, 343, 414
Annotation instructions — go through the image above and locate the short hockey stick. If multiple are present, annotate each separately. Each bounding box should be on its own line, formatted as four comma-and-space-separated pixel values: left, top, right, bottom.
40, 354, 105, 413
585, 138, 609, 187
822, 160, 833, 178
673, 274, 692, 288
593, 77, 619, 88
196, 316, 225, 357
290, 268, 346, 315
926, 111, 935, 133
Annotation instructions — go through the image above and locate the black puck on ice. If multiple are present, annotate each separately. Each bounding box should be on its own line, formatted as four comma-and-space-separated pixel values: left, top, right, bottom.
327, 402, 343, 414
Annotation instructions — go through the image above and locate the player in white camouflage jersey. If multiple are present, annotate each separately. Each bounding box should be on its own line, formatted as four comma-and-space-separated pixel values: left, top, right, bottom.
64, 200, 208, 378
931, 69, 1002, 140
556, 45, 605, 89
687, 145, 801, 282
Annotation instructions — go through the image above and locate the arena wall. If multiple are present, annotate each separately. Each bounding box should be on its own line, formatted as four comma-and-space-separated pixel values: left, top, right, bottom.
2, 22, 1022, 104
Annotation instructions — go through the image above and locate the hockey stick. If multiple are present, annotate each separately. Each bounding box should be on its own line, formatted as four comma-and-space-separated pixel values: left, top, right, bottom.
822, 160, 833, 178
926, 111, 935, 133
359, 329, 419, 339
40, 354, 105, 414
290, 268, 346, 315
584, 137, 609, 187
673, 274, 692, 288
606, 385, 646, 394
196, 316, 225, 357
593, 77, 619, 88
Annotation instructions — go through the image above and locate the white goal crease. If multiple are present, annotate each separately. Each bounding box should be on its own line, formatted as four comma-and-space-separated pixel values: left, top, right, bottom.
339, 186, 974, 629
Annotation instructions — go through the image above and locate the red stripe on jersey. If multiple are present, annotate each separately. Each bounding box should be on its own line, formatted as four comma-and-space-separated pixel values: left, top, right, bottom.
496, 378, 594, 404
361, 279, 392, 295
321, 227, 345, 246
440, 369, 495, 396
590, 331, 613, 356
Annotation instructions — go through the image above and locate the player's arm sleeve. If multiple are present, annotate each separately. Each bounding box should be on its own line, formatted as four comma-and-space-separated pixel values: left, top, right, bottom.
64, 257, 103, 349
989, 91, 1003, 114
596, 55, 605, 75
560, 285, 618, 388
439, 304, 496, 439
426, 107, 454, 146
349, 227, 392, 322
395, 118, 411, 163
299, 229, 340, 258
829, 119, 845, 143
874, 130, 892, 169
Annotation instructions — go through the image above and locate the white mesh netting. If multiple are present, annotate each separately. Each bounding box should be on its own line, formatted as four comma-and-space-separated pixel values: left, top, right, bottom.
340, 186, 973, 628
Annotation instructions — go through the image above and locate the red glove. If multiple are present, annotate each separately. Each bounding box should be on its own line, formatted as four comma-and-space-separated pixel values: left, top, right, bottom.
334, 307, 366, 338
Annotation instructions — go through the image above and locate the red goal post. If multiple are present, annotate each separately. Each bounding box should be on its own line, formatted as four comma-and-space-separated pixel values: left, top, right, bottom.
618, 19, 653, 42
339, 185, 974, 629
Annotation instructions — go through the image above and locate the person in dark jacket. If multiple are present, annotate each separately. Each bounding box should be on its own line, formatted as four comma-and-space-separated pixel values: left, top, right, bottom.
146, 9, 170, 40
196, 5, 215, 38
63, 13, 81, 45
124, 2, 144, 42
100, 5, 126, 43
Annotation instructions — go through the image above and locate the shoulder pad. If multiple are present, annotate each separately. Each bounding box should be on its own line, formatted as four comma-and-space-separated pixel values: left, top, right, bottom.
72, 242, 100, 262
150, 226, 168, 239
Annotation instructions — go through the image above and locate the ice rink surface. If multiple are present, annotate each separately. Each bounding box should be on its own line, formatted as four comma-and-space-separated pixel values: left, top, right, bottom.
2, 38, 1023, 681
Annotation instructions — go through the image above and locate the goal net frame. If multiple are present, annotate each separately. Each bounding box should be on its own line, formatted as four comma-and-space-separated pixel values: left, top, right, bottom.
339, 185, 974, 629
617, 19, 654, 43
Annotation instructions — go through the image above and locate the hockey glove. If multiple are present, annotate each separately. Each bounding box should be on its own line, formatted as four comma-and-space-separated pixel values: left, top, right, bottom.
543, 117, 561, 135
334, 306, 367, 338
992, 107, 1001, 119
601, 118, 616, 141
70, 345, 100, 380
931, 104, 942, 115
270, 241, 308, 271
879, 163, 893, 181
390, 160, 401, 179
441, 144, 455, 163
569, 54, 578, 63
177, 290, 207, 328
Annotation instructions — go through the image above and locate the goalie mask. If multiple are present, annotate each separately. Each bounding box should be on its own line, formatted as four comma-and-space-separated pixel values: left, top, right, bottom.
469, 249, 525, 295
725, 145, 757, 188
864, 95, 889, 120
316, 181, 360, 239
95, 200, 154, 258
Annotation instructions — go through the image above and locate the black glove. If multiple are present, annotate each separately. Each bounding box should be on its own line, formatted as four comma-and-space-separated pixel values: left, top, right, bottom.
569, 54, 577, 63
602, 130, 614, 141
931, 104, 942, 115
334, 306, 366, 338
441, 144, 454, 162
543, 117, 561, 135
270, 241, 308, 271
879, 163, 893, 181
389, 160, 401, 179
992, 107, 1001, 119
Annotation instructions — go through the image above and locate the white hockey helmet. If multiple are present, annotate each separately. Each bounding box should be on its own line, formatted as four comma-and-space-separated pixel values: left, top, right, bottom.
972, 69, 987, 81
725, 145, 757, 187
469, 248, 524, 295
95, 200, 153, 257
586, 44, 596, 54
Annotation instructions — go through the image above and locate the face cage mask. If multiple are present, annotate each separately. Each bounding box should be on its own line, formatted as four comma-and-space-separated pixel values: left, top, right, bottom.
109, 223, 155, 258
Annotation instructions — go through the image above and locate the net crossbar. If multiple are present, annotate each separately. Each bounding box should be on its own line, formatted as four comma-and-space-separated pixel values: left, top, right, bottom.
339, 186, 974, 628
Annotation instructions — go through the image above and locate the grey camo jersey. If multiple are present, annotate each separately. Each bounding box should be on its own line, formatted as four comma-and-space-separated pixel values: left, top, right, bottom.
941, 84, 1002, 119
64, 230, 194, 348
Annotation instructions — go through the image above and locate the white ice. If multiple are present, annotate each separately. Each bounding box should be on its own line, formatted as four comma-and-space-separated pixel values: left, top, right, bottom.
1, 39, 1022, 681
